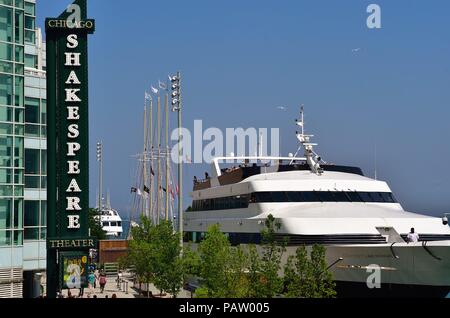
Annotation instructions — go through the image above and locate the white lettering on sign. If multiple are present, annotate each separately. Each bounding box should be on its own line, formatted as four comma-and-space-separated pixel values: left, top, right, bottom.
67, 215, 81, 229
66, 179, 82, 193
64, 33, 84, 231
66, 34, 79, 48
67, 197, 82, 211
65, 88, 82, 102
67, 106, 80, 120
67, 124, 79, 138
68, 161, 81, 175
66, 71, 81, 85
67, 142, 81, 156
65, 52, 81, 66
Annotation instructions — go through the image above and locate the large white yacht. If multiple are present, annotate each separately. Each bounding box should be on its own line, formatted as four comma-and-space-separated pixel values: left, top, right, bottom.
99, 208, 124, 238
185, 108, 450, 297
95, 194, 124, 238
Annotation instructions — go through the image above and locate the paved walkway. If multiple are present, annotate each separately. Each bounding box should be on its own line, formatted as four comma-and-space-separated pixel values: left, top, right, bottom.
61, 273, 191, 299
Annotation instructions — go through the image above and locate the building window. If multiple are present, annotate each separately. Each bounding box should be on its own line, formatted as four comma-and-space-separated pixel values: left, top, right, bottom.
24, 1, 34, 16
0, 135, 13, 167
25, 96, 39, 123
0, 7, 13, 43
24, 200, 40, 241
24, 53, 35, 68
24, 29, 34, 44
24, 15, 33, 30
0, 74, 14, 105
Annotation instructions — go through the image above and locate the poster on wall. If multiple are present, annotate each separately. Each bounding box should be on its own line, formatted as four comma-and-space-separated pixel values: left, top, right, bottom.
60, 252, 89, 289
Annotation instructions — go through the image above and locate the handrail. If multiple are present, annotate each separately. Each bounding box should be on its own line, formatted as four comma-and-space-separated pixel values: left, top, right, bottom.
390, 243, 400, 259
422, 241, 442, 261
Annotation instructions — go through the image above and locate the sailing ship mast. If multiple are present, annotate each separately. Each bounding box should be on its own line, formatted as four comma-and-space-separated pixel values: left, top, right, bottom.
157, 95, 162, 224
149, 96, 154, 221
142, 99, 148, 216
131, 77, 180, 228
165, 92, 170, 221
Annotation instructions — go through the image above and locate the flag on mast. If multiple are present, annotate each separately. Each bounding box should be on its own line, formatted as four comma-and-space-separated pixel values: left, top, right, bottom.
137, 188, 148, 199
158, 80, 167, 91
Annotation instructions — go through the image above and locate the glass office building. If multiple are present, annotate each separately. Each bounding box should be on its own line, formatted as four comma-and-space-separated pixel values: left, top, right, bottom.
0, 0, 46, 298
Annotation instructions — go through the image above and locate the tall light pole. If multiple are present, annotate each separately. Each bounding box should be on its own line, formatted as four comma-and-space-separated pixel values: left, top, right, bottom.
170, 72, 183, 249
96, 142, 103, 211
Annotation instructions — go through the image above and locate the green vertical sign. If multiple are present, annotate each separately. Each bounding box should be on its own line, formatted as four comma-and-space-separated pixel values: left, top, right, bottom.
46, 0, 95, 297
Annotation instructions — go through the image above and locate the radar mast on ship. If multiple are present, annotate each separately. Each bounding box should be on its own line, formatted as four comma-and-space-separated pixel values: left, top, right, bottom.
292, 106, 325, 175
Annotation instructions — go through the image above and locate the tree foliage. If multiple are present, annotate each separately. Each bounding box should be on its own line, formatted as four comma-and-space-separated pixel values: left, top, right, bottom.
195, 224, 250, 298
127, 216, 184, 297
284, 245, 336, 298
250, 215, 286, 298
124, 215, 336, 298
88, 208, 107, 240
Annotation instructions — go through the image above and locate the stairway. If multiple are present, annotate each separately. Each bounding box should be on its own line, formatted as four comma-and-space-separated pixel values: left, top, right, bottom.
103, 263, 119, 277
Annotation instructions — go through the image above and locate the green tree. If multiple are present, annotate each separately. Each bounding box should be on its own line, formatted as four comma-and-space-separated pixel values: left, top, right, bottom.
128, 216, 156, 297
88, 208, 106, 240
309, 245, 336, 298
253, 214, 285, 298
151, 221, 184, 298
194, 225, 250, 298
126, 217, 186, 298
284, 246, 314, 298
182, 245, 201, 278
196, 224, 230, 297
284, 245, 336, 298
220, 246, 250, 298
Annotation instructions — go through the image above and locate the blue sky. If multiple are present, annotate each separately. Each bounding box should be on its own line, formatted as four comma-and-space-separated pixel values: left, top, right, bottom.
36, 0, 450, 218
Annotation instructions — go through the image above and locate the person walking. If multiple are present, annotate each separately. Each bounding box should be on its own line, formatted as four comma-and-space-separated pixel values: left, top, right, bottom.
88, 271, 96, 293
99, 271, 107, 293
94, 269, 99, 289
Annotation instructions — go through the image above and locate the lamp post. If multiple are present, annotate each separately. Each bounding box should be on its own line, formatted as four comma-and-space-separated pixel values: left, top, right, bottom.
326, 257, 344, 271
96, 142, 103, 212
170, 72, 183, 250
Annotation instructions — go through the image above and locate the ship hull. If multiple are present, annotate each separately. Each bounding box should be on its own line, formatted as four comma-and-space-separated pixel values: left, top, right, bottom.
335, 281, 450, 298
302, 242, 450, 298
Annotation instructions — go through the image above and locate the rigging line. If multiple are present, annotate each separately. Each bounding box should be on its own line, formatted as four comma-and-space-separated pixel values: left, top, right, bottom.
129, 157, 139, 222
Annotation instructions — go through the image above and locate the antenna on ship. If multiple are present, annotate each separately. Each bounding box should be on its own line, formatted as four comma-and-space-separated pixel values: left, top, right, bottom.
106, 190, 111, 210
292, 105, 324, 175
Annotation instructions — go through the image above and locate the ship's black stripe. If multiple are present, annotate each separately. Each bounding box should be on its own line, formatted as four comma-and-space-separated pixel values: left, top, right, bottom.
184, 232, 389, 245
400, 234, 450, 242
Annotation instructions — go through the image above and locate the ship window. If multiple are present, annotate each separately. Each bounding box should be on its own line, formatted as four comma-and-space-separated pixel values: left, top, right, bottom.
302, 192, 318, 202
256, 192, 272, 203
317, 191, 335, 202
347, 192, 363, 202
370, 192, 385, 203
286, 191, 302, 202
272, 192, 288, 202
358, 192, 373, 202
333, 192, 351, 202
381, 193, 396, 203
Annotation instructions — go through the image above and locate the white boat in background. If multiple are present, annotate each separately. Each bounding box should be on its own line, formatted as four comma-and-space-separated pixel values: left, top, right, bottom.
100, 208, 124, 238
95, 193, 124, 238
185, 107, 450, 297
